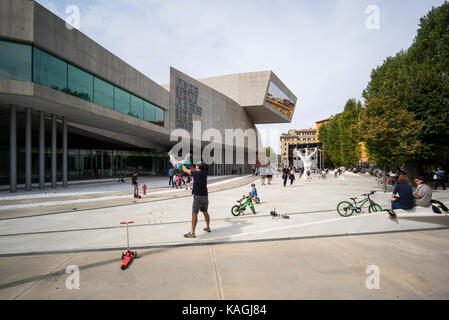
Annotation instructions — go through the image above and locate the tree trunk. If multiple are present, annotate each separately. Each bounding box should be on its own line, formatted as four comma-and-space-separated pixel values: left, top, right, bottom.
405, 159, 422, 187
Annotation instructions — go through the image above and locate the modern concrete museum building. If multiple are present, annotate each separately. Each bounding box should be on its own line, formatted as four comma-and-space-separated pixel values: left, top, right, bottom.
0, 0, 297, 192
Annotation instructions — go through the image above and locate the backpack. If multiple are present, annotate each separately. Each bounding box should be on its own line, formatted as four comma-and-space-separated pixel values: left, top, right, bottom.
431, 200, 449, 213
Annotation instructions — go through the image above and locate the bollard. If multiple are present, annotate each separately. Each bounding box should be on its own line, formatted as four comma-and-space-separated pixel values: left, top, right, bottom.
143, 184, 147, 195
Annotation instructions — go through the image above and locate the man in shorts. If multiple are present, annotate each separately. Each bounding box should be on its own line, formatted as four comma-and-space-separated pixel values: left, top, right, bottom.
182, 161, 211, 238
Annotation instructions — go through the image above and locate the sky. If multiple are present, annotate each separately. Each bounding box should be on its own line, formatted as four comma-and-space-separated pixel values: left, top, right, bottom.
36, 0, 447, 153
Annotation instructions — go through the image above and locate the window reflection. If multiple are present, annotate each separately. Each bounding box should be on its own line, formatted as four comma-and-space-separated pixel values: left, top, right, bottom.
265, 81, 295, 118
0, 40, 31, 81
0, 39, 165, 127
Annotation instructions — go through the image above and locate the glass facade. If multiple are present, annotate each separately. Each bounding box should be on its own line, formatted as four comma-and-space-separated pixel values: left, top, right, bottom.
0, 39, 166, 126
130, 95, 143, 119
113, 87, 130, 114
0, 146, 168, 184
33, 47, 67, 91
93, 76, 114, 109
265, 81, 295, 119
67, 64, 93, 101
144, 101, 156, 122
0, 40, 31, 81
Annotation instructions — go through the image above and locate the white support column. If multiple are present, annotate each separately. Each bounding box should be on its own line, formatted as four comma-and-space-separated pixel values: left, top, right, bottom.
25, 108, 32, 191
39, 112, 45, 189
63, 116, 68, 188
51, 114, 57, 189
10, 105, 17, 193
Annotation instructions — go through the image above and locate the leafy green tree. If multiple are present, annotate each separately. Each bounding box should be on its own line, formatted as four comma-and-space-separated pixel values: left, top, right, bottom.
363, 2, 449, 175
359, 97, 424, 190
318, 99, 362, 168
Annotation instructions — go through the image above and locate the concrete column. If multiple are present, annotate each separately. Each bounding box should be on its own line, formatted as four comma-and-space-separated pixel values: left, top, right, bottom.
39, 112, 45, 189
51, 114, 57, 188
25, 108, 32, 191
10, 105, 17, 193
63, 117, 68, 188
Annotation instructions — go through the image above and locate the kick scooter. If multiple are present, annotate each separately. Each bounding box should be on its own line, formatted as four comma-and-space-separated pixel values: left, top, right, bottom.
120, 221, 137, 270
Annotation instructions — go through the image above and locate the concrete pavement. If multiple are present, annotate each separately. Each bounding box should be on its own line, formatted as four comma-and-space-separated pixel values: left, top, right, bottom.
1, 229, 448, 300
0, 173, 448, 299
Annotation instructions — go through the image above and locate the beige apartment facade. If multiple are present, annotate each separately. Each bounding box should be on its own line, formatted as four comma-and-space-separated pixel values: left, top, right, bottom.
280, 129, 318, 164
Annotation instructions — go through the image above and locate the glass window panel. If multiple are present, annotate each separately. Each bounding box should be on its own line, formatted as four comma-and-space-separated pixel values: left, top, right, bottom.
94, 77, 114, 109
33, 47, 67, 91
155, 107, 164, 126
0, 40, 31, 81
130, 95, 143, 119
114, 87, 130, 114
143, 101, 155, 122
67, 64, 93, 101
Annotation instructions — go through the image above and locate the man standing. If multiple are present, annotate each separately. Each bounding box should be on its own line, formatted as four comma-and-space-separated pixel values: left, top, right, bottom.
132, 171, 139, 198
182, 161, 211, 238
258, 165, 267, 185
168, 168, 174, 187
433, 167, 446, 190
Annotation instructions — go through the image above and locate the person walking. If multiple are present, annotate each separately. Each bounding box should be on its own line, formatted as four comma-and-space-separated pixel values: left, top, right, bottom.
182, 161, 211, 238
289, 167, 296, 187
433, 168, 446, 190
258, 165, 267, 185
282, 165, 289, 187
266, 165, 273, 185
168, 168, 174, 187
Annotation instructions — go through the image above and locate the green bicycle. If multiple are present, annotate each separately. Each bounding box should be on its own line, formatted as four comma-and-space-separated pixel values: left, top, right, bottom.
231, 194, 256, 216
337, 191, 383, 217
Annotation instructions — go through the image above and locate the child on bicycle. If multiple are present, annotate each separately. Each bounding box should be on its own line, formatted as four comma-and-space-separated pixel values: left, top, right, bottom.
249, 183, 258, 202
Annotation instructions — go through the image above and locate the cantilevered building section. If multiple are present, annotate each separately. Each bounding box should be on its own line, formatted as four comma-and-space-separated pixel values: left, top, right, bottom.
0, 0, 297, 192
198, 71, 297, 124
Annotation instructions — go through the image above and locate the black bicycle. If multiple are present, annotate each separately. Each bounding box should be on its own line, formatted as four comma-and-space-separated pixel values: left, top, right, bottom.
337, 191, 383, 217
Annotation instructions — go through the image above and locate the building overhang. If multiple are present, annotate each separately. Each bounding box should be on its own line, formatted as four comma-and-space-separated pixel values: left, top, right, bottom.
0, 79, 170, 149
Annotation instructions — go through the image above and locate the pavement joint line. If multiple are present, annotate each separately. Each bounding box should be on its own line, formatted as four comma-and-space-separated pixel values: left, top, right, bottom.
0, 176, 258, 221
0, 203, 417, 238
0, 208, 342, 238
1, 226, 448, 258
11, 253, 77, 300
210, 246, 223, 300
1, 204, 397, 238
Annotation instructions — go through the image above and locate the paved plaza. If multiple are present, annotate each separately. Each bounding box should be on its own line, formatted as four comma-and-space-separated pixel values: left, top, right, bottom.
0, 173, 448, 299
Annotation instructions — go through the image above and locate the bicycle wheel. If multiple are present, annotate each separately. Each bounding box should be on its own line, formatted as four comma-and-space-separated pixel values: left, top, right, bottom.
231, 205, 242, 217
256, 197, 260, 204
368, 203, 383, 213
250, 204, 256, 215
337, 201, 354, 217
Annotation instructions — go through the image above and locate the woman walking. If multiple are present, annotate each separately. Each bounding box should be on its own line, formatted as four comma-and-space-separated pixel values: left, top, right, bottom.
289, 167, 296, 187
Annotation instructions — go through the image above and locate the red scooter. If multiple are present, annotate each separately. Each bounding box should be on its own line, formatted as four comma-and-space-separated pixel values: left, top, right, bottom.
120, 221, 137, 270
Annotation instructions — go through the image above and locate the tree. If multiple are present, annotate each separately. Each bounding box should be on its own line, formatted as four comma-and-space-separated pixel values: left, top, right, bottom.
359, 97, 424, 190
318, 99, 362, 168
363, 2, 449, 175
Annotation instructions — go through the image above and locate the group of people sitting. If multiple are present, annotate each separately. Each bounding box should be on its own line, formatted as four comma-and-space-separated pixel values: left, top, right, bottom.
391, 175, 433, 210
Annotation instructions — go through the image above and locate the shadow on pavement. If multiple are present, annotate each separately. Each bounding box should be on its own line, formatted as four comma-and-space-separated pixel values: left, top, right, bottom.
0, 248, 167, 291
